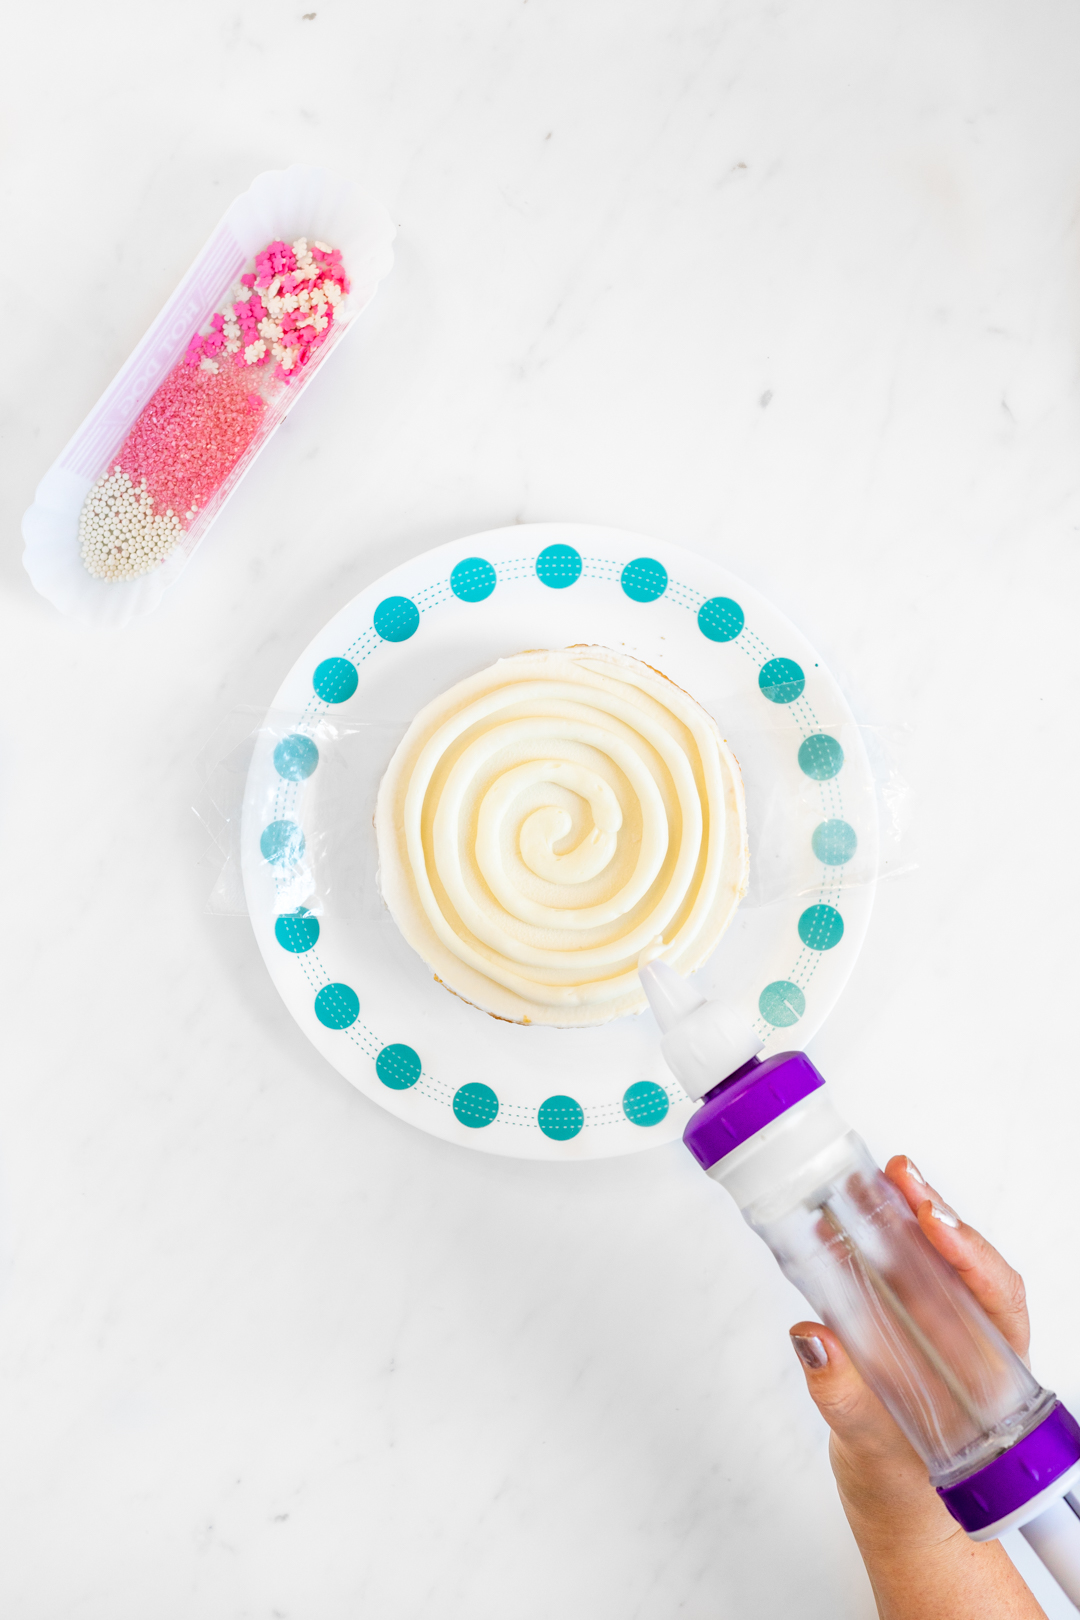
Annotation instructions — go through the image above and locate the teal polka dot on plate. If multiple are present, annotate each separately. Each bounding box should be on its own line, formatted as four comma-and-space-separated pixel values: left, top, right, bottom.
314, 982, 360, 1029
453, 1082, 499, 1128
274, 908, 320, 953
798, 904, 845, 951
759, 657, 805, 704
798, 733, 845, 780
260, 820, 305, 865
759, 980, 806, 1027
374, 595, 420, 641
274, 734, 319, 780
620, 557, 668, 602
313, 657, 358, 703
697, 597, 745, 642
450, 557, 497, 602
622, 1081, 669, 1127
537, 1095, 585, 1140
812, 819, 858, 865
535, 543, 582, 589
376, 1043, 422, 1090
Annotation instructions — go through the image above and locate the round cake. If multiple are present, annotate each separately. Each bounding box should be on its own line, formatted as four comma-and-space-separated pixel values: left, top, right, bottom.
374, 647, 749, 1026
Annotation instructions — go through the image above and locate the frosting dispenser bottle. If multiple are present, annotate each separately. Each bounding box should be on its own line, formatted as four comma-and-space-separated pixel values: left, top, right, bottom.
639, 959, 1080, 1608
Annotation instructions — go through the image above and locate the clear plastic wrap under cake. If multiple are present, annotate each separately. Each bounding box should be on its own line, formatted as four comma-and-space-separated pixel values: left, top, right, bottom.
195, 705, 915, 925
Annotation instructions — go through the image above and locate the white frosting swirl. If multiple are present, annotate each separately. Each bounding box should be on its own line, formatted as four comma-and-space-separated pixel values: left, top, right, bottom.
375, 648, 748, 1025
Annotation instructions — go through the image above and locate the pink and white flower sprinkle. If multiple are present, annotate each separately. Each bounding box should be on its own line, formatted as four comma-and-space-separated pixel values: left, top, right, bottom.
79, 238, 349, 582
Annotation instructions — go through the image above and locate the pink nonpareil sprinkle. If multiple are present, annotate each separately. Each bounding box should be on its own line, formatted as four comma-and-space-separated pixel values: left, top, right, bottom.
116, 362, 266, 523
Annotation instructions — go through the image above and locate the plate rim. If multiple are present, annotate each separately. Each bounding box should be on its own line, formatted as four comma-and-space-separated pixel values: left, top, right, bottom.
241, 521, 876, 1160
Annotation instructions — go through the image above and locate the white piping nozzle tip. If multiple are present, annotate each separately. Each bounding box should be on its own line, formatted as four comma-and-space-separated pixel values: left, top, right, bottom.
638, 958, 707, 1033
639, 958, 764, 1100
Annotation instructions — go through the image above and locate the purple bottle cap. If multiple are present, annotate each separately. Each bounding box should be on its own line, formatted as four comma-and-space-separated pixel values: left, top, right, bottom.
937, 1402, 1080, 1535
682, 1052, 825, 1171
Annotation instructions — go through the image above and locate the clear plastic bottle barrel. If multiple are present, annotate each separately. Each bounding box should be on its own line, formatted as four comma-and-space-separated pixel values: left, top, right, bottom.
736, 1113, 1049, 1488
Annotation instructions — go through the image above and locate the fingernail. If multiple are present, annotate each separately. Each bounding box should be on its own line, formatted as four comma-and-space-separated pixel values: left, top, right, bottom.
929, 1201, 959, 1228
791, 1333, 829, 1370
905, 1157, 926, 1185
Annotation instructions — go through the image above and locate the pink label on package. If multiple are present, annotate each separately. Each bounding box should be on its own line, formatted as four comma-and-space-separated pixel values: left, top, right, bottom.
59, 226, 246, 479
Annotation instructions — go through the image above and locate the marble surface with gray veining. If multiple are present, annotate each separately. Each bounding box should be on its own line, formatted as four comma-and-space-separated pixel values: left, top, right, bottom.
3, 2, 1080, 1615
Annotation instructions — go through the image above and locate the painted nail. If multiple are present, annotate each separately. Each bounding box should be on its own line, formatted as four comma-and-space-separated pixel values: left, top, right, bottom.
904, 1157, 926, 1185
929, 1201, 959, 1228
791, 1333, 829, 1370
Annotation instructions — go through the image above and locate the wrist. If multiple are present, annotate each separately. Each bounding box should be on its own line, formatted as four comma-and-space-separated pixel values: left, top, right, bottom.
829, 1436, 961, 1557
838, 1486, 966, 1562
845, 1522, 1042, 1620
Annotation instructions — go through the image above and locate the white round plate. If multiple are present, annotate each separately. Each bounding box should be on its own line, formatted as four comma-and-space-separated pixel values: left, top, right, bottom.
241, 524, 877, 1160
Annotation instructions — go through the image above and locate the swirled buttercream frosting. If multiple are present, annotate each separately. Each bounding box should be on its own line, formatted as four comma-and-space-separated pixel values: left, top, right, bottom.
374, 647, 749, 1025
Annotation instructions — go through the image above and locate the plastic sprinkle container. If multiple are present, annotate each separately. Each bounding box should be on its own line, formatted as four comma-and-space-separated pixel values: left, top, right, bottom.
22, 167, 395, 627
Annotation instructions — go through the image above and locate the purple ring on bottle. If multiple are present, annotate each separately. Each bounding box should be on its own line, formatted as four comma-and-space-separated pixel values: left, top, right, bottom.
682, 1052, 825, 1171
937, 1402, 1080, 1534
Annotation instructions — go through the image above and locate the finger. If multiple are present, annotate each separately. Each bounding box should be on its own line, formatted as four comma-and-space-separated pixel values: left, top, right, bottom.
885, 1153, 939, 1214
915, 1200, 1030, 1362
884, 1156, 1029, 1362
789, 1321, 908, 1456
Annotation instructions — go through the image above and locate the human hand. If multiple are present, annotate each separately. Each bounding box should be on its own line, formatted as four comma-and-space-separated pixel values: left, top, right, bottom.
789, 1156, 1042, 1619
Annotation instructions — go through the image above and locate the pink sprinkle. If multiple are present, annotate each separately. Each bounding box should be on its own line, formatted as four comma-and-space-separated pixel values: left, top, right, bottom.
116, 362, 267, 522
137, 233, 349, 509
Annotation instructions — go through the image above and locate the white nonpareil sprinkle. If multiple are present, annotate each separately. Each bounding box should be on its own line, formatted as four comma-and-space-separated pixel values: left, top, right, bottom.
78, 467, 182, 581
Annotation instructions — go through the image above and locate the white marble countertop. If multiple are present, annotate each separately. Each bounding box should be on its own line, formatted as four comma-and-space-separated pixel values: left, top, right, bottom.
4, 2, 1080, 1615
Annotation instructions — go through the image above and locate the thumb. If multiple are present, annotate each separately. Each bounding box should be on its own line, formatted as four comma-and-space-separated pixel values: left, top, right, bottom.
789, 1321, 908, 1458
789, 1321, 961, 1546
